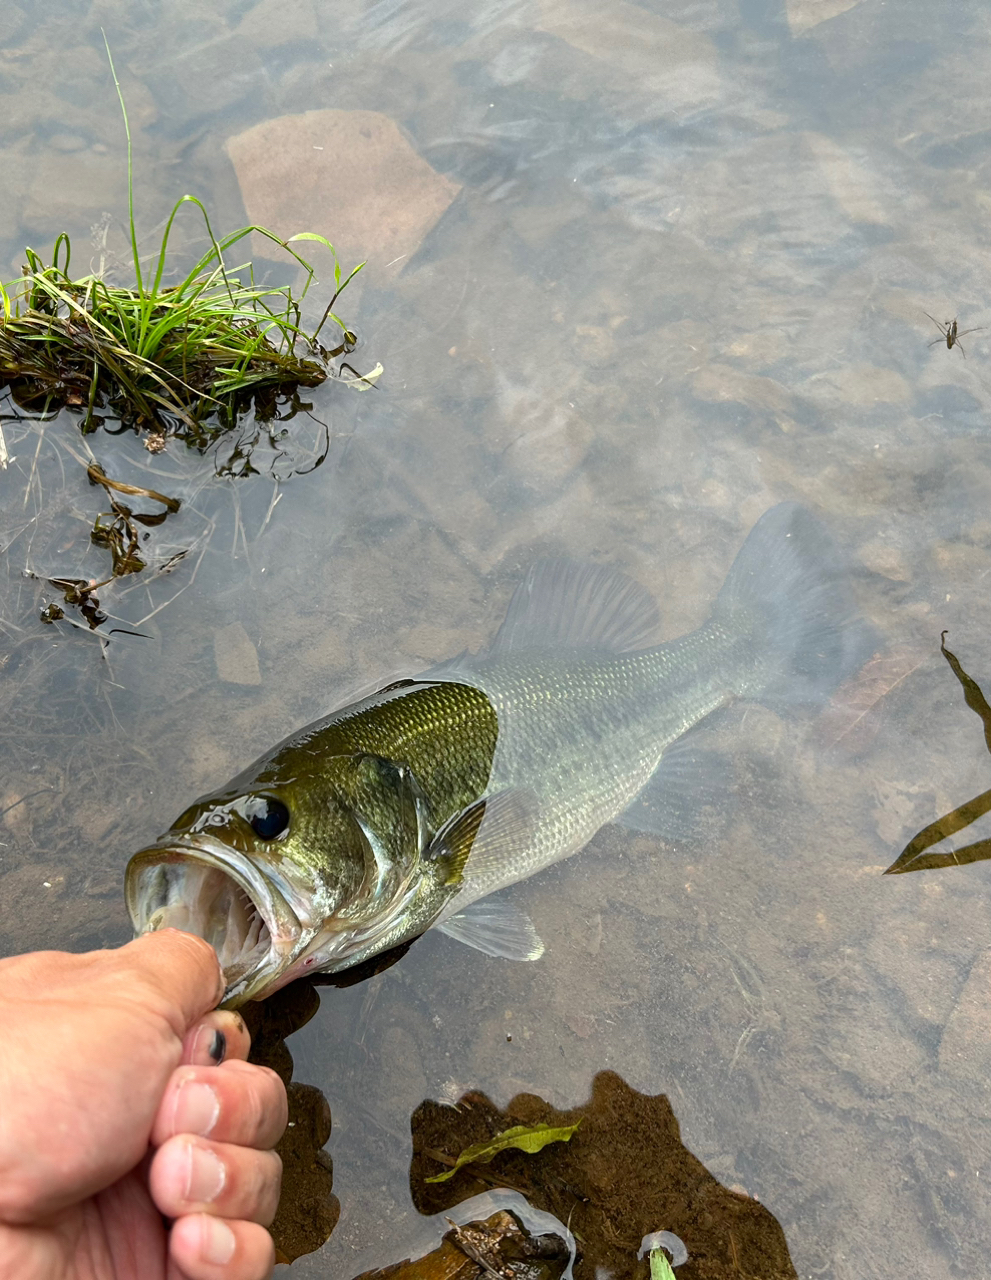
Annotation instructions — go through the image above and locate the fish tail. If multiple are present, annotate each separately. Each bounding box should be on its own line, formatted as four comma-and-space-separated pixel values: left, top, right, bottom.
712, 503, 876, 707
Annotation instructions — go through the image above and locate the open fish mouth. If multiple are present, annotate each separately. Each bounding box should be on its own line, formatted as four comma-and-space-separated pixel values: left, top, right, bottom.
126, 834, 306, 1005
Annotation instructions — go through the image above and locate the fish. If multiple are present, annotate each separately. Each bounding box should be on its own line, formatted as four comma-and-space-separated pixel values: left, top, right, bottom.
126, 503, 871, 1006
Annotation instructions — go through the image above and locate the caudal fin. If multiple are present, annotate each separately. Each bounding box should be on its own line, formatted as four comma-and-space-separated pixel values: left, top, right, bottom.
712, 503, 876, 707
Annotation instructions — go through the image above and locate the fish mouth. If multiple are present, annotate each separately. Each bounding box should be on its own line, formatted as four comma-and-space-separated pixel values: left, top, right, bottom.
126, 834, 308, 1006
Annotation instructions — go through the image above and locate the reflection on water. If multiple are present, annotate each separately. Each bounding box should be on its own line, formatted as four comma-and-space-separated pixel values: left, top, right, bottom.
412, 1071, 797, 1280
356, 1199, 574, 1280
246, 983, 793, 1280
242, 981, 340, 1264
3, 0, 991, 1275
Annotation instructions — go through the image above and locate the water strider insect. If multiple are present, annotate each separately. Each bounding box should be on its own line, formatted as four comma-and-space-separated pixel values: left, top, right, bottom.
924, 313, 986, 358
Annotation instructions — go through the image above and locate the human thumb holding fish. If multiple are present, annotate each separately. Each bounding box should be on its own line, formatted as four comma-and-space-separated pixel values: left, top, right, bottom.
0, 928, 287, 1280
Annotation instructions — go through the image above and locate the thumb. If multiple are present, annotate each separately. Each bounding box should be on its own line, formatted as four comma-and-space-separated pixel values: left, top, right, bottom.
117, 930, 224, 1035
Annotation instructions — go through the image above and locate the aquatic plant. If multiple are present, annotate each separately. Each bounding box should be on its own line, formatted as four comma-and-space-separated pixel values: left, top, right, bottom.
0, 39, 375, 634
0, 40, 367, 446
885, 632, 991, 874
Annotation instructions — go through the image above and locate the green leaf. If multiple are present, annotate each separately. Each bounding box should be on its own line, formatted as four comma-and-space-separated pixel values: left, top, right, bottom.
287, 232, 338, 253
424, 1121, 580, 1183
648, 1250, 677, 1280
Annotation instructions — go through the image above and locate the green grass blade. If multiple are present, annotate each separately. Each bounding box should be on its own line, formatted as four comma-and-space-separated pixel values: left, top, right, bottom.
102, 32, 142, 297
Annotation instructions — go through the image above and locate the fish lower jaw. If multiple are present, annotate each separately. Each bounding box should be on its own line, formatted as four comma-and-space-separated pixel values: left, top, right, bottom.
126, 844, 305, 1007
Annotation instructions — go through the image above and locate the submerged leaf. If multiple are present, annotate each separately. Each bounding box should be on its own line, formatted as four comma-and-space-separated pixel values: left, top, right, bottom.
816, 645, 927, 754
885, 637, 991, 874
885, 833, 991, 875
87, 461, 180, 513
424, 1121, 581, 1183
940, 631, 991, 754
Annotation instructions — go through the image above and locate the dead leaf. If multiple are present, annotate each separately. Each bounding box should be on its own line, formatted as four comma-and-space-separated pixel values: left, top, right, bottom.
816, 646, 927, 754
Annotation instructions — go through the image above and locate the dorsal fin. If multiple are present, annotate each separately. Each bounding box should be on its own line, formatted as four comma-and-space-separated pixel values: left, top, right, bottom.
489, 558, 661, 654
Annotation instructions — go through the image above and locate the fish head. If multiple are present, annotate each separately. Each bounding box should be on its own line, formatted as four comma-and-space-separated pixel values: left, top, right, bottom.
126, 750, 429, 1006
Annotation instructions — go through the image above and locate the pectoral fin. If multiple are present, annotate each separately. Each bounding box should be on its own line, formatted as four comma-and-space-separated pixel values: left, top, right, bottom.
436, 897, 545, 961
425, 788, 536, 886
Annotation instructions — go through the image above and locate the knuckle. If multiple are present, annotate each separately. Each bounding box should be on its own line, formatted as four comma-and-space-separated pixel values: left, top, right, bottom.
252, 1151, 283, 1224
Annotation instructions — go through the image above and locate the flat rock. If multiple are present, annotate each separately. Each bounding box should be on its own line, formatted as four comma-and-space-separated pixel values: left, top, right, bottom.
786, 0, 862, 36
226, 109, 461, 280
236, 0, 319, 45
214, 620, 262, 685
803, 132, 890, 225
819, 362, 911, 407
20, 149, 128, 239
939, 947, 991, 1082
536, 0, 722, 110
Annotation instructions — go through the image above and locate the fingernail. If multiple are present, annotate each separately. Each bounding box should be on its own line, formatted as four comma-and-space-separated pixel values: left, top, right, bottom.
190, 1023, 227, 1066
208, 1030, 226, 1063
200, 1215, 236, 1265
184, 1144, 227, 1204
173, 1081, 220, 1136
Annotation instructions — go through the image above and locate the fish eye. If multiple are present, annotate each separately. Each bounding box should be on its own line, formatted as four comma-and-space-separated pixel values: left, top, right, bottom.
242, 795, 290, 841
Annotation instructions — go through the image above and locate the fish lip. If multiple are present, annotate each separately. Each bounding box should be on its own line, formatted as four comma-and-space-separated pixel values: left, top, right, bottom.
126, 832, 308, 1005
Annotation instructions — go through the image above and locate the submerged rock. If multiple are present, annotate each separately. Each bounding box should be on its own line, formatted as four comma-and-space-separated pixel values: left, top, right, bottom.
226, 109, 461, 279
213, 620, 262, 686
939, 947, 991, 1084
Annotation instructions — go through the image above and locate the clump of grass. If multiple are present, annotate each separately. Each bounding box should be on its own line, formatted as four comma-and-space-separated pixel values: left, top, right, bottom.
0, 39, 366, 448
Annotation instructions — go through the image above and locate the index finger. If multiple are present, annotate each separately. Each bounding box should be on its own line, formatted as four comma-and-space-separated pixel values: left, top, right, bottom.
118, 930, 225, 1036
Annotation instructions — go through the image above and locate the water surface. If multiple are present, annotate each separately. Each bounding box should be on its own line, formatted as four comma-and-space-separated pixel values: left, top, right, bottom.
2, 0, 991, 1275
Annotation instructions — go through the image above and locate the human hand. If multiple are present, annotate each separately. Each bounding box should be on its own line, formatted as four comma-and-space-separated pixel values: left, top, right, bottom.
0, 929, 287, 1280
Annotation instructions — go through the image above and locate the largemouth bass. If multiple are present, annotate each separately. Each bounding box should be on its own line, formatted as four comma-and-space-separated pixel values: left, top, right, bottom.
127, 503, 869, 1006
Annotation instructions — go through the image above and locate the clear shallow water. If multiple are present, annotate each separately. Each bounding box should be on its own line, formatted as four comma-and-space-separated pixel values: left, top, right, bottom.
2, 0, 991, 1276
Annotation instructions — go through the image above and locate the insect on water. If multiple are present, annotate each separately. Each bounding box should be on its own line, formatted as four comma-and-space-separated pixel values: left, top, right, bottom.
924, 312, 986, 358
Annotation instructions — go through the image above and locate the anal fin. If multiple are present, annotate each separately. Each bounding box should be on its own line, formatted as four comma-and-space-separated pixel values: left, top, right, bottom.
616, 738, 734, 842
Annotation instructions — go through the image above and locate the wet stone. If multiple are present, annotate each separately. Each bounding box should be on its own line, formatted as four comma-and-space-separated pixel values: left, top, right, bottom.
226, 109, 461, 280
145, 34, 263, 126
692, 365, 800, 424
236, 0, 320, 47
498, 394, 594, 489
535, 0, 723, 111
786, 0, 863, 36
939, 947, 991, 1083
856, 537, 913, 582
803, 133, 890, 226
213, 621, 262, 686
20, 149, 129, 239
810, 363, 912, 408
